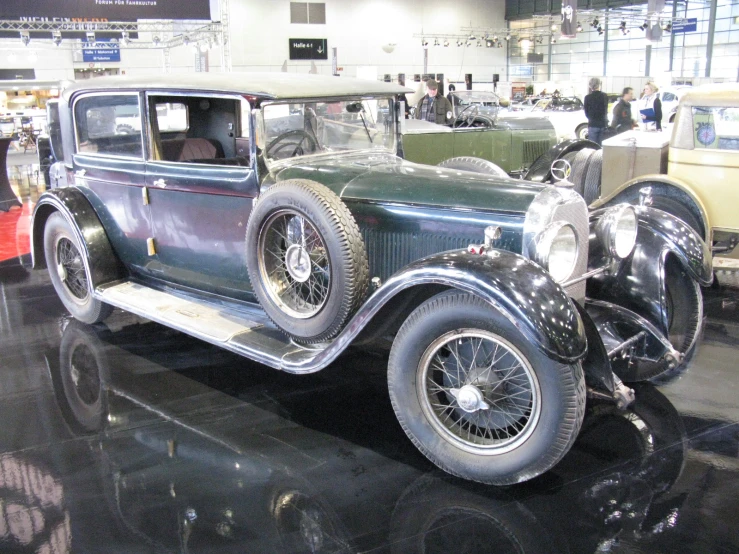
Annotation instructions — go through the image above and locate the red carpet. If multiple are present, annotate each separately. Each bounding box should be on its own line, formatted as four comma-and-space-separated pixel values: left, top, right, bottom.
0, 203, 32, 263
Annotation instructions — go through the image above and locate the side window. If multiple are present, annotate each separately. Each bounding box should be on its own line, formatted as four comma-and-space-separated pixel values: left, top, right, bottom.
74, 95, 142, 158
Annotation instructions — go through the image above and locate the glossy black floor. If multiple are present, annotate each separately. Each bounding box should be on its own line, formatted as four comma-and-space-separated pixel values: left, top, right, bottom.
2, 224, 739, 551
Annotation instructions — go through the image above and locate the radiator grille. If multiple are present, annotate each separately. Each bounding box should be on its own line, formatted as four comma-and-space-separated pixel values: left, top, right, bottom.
522, 140, 551, 166
554, 197, 589, 300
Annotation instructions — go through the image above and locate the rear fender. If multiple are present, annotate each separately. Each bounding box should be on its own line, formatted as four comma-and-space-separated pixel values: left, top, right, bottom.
367, 249, 587, 363
590, 175, 709, 242
524, 138, 600, 183
31, 188, 125, 288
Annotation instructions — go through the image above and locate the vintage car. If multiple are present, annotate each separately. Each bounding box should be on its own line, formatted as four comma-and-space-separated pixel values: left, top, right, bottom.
505, 96, 589, 141
32, 73, 711, 485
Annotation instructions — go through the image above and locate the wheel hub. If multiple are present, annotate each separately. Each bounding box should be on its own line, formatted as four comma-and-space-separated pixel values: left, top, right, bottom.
57, 263, 67, 282
285, 244, 312, 283
450, 385, 491, 413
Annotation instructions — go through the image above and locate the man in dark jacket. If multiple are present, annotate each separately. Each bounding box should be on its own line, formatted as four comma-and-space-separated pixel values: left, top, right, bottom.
583, 77, 609, 145
415, 79, 454, 125
611, 87, 635, 134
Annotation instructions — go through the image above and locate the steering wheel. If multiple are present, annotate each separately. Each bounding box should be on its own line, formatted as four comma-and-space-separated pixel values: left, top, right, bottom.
454, 104, 480, 128
266, 130, 318, 160
550, 158, 573, 183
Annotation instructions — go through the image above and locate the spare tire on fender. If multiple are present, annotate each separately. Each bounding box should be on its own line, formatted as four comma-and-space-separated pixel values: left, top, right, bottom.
245, 179, 369, 343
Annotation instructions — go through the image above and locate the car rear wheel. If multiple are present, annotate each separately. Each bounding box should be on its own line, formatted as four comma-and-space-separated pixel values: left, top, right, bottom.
575, 124, 589, 140
44, 212, 112, 324
388, 290, 586, 485
245, 179, 369, 343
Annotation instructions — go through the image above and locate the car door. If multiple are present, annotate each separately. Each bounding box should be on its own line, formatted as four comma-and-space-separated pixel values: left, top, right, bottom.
71, 92, 156, 276
144, 93, 259, 300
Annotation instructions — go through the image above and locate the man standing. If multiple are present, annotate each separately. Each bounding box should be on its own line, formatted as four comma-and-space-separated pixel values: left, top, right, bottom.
612, 87, 635, 134
415, 79, 454, 125
583, 77, 609, 145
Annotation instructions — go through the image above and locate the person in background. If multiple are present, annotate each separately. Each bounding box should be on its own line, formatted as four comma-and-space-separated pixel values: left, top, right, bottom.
446, 84, 456, 108
414, 79, 454, 125
584, 77, 609, 146
611, 87, 636, 134
640, 81, 662, 131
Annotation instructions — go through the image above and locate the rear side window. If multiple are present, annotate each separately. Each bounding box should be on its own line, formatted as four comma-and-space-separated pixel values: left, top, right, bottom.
74, 94, 143, 158
693, 106, 739, 151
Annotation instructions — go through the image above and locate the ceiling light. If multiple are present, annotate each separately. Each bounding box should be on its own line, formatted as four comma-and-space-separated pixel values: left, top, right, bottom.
497, 42, 503, 48
576, 22, 583, 32
551, 24, 558, 31
86, 31, 95, 44
443, 39, 449, 47
20, 31, 30, 46
639, 20, 648, 31
52, 31, 62, 46
597, 26, 604, 35
457, 39, 463, 47
477, 40, 482, 47
486, 39, 494, 47
505, 34, 511, 41
592, 18, 599, 28
664, 22, 672, 32
152, 35, 161, 45
551, 37, 557, 43
121, 31, 131, 45
434, 38, 439, 46
421, 38, 428, 47
469, 34, 476, 40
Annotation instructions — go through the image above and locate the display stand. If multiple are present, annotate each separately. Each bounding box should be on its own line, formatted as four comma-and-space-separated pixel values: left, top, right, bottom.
0, 138, 22, 212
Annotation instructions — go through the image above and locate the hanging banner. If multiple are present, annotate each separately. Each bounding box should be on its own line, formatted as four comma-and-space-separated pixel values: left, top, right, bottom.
561, 0, 577, 38
0, 0, 211, 22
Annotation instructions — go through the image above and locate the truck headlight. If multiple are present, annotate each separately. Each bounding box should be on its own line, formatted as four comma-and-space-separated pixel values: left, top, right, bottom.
597, 204, 638, 259
533, 222, 579, 283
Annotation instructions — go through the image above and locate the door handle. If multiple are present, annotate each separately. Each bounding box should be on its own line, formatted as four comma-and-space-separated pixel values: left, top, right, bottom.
153, 178, 167, 188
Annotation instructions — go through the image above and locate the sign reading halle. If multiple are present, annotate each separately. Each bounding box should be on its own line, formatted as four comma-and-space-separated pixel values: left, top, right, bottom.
289, 38, 328, 61
82, 41, 120, 62
0, 0, 211, 22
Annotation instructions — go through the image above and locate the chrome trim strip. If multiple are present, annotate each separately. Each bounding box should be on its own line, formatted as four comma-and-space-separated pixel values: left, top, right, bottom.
562, 265, 607, 287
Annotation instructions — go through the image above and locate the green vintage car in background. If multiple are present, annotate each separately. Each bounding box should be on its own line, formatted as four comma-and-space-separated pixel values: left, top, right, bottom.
401, 90, 557, 176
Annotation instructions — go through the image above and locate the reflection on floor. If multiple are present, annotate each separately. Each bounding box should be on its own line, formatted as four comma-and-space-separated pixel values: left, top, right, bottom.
1, 165, 739, 553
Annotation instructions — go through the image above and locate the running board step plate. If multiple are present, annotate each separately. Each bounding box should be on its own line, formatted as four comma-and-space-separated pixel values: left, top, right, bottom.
95, 281, 325, 373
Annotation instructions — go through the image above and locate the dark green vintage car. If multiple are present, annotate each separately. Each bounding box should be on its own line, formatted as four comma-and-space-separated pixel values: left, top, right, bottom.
33, 73, 710, 485
401, 90, 557, 175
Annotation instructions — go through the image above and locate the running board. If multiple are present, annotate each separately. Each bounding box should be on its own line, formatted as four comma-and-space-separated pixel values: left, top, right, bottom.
95, 281, 336, 374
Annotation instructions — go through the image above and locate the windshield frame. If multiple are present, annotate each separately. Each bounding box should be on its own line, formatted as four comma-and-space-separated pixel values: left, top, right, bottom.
258, 95, 397, 170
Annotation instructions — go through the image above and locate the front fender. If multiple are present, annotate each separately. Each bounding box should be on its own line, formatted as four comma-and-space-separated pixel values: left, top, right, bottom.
368, 249, 587, 363
588, 205, 711, 333
591, 174, 709, 242
31, 188, 124, 288
523, 138, 601, 183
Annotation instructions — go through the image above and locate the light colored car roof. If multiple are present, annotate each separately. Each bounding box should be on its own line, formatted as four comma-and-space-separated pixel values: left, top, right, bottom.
678, 83, 739, 108
61, 72, 412, 102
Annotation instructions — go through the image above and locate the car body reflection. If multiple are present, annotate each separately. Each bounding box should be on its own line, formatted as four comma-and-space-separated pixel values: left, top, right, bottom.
46, 318, 691, 553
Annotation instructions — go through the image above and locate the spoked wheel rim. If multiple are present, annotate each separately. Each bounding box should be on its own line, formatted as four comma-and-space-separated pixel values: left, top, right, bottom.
55, 237, 89, 302
69, 342, 101, 406
418, 330, 541, 454
258, 209, 331, 319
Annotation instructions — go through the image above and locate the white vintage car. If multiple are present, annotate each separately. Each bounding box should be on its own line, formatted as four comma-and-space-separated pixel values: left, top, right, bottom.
503, 96, 589, 141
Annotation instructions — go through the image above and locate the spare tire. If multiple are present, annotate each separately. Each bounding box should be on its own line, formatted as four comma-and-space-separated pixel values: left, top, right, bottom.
437, 156, 509, 178
245, 179, 369, 343
583, 149, 603, 205
569, 148, 596, 196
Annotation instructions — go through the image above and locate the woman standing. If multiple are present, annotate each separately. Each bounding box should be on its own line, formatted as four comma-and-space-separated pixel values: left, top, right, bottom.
640, 81, 663, 131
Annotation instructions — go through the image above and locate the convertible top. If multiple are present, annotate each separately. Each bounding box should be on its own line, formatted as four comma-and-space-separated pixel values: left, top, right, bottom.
61, 72, 412, 102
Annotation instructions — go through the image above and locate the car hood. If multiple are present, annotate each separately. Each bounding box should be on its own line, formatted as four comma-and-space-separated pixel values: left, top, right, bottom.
272, 153, 545, 215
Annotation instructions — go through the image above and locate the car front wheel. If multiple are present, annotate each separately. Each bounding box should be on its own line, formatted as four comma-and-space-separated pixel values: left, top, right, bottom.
388, 290, 586, 485
575, 124, 589, 140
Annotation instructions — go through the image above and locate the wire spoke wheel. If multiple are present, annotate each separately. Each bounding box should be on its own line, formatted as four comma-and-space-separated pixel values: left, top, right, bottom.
418, 330, 541, 454
258, 209, 331, 319
56, 237, 89, 302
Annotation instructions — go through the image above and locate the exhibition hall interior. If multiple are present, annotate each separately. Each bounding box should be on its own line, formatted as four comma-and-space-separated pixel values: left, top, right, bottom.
1, 0, 739, 552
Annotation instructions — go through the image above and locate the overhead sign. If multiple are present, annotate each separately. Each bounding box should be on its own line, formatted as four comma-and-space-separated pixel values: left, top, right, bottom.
0, 0, 210, 21
289, 38, 328, 61
672, 18, 698, 33
82, 42, 120, 62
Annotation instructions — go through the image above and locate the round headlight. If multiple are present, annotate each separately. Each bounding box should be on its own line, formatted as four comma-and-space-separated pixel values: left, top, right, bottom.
533, 222, 579, 283
597, 204, 637, 259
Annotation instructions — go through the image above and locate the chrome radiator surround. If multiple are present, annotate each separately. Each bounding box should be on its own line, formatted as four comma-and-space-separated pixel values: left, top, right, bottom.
523, 186, 589, 300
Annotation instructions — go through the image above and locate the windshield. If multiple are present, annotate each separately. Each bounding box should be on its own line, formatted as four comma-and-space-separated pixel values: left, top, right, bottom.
451, 91, 501, 106
262, 98, 395, 163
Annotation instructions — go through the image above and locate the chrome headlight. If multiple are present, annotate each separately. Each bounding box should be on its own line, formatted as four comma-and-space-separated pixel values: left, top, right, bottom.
532, 222, 579, 283
596, 204, 638, 259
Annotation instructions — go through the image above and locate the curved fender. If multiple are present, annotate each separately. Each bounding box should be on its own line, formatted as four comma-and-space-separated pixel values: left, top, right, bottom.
524, 138, 600, 183
31, 189, 125, 288
588, 205, 711, 333
591, 174, 709, 242
357, 249, 587, 364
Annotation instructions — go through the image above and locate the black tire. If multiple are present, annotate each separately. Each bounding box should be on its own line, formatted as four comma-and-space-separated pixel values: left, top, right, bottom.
664, 257, 703, 358
387, 290, 586, 485
437, 156, 509, 178
575, 124, 589, 140
245, 179, 369, 343
570, 148, 596, 196
44, 212, 112, 324
582, 149, 603, 205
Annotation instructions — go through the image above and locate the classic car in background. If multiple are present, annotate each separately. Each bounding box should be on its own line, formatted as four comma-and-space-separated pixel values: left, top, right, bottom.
504, 96, 589, 141
32, 73, 710, 485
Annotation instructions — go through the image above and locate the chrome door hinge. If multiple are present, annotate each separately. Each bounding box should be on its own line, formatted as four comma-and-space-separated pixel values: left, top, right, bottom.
142, 187, 149, 205
147, 238, 156, 256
